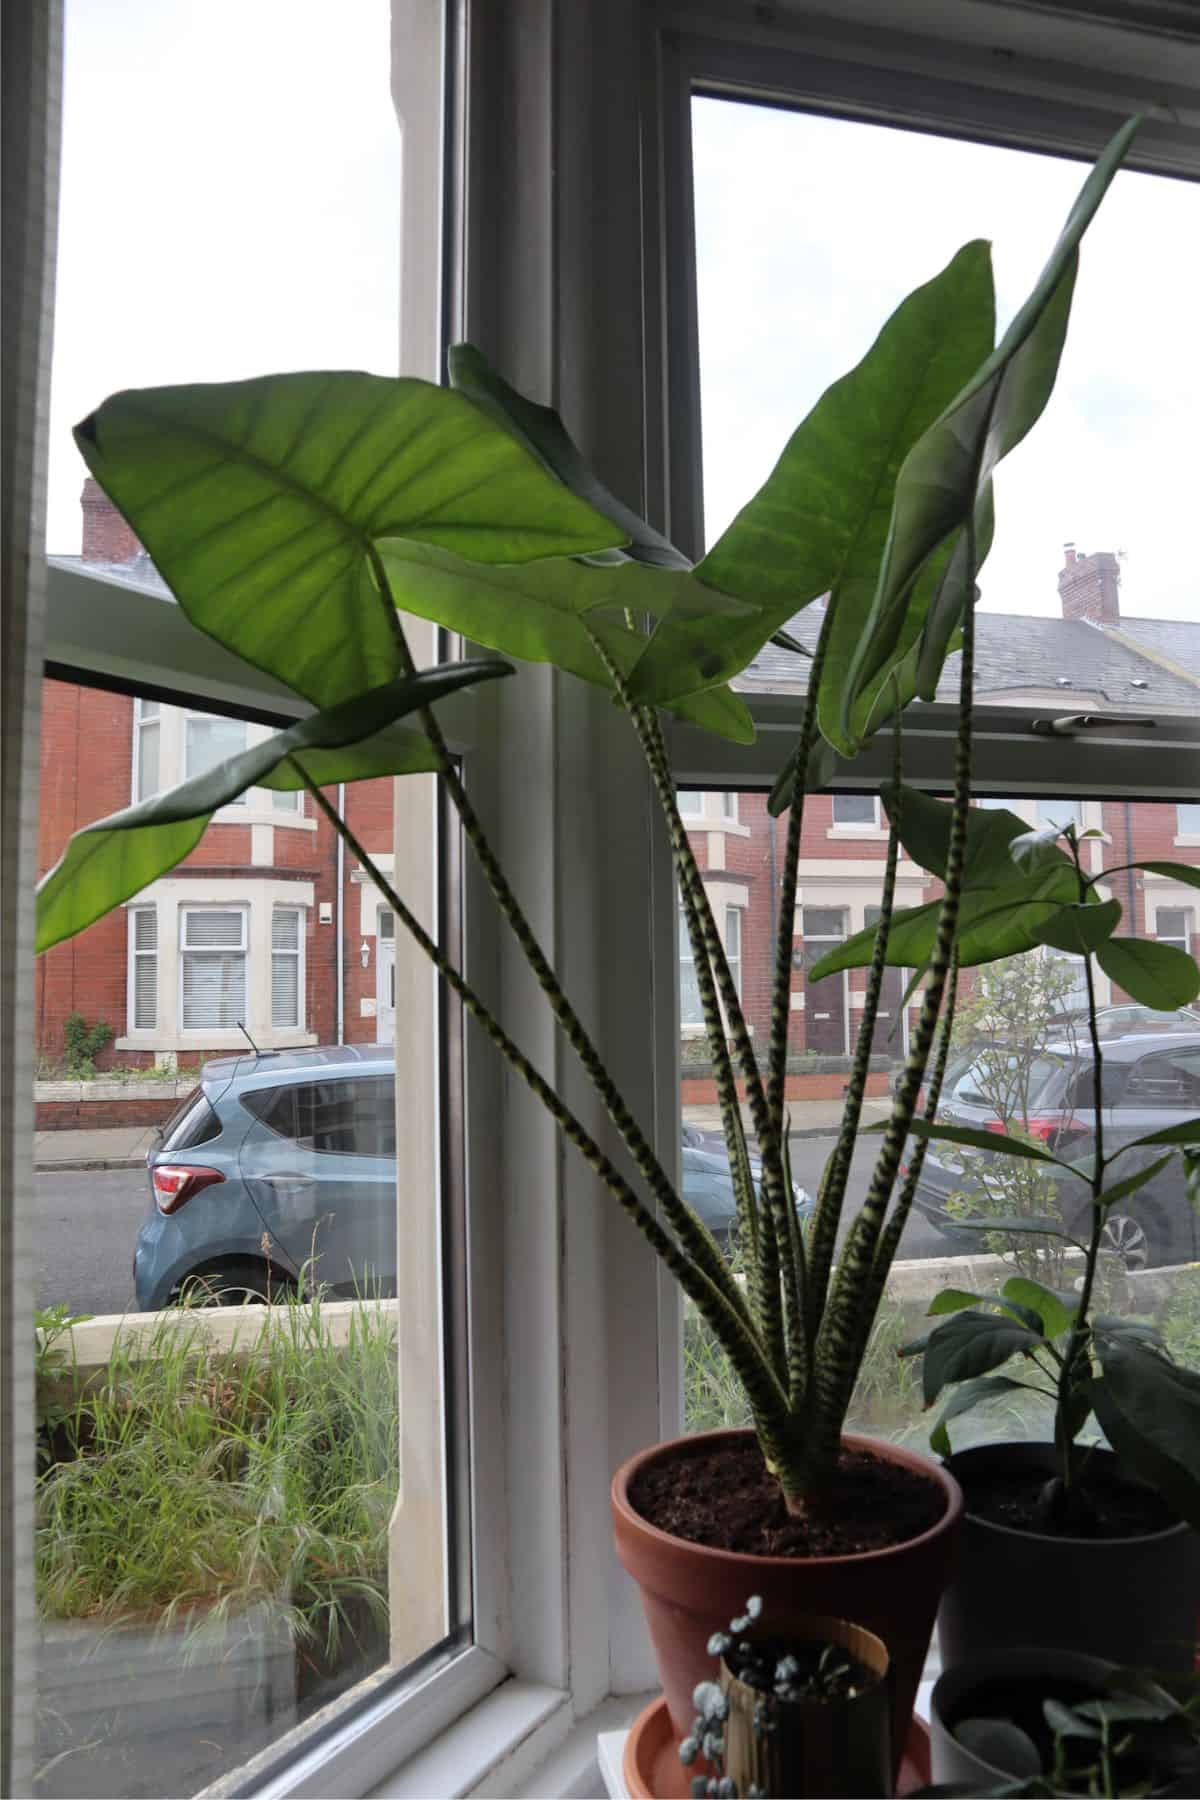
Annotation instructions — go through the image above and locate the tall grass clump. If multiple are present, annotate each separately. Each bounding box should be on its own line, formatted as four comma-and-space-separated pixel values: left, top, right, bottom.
36, 1288, 398, 1664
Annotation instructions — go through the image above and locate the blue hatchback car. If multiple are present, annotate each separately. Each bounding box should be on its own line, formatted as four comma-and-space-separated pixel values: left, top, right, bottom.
137, 1049, 811, 1308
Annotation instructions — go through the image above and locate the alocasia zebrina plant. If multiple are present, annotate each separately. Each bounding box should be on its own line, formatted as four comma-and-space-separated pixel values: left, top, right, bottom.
40, 118, 1191, 1521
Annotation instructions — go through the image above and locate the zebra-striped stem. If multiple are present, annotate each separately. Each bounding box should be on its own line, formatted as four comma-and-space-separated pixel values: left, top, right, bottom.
365, 555, 749, 1325
295, 760, 785, 1414
806, 597, 976, 1483
766, 606, 833, 1142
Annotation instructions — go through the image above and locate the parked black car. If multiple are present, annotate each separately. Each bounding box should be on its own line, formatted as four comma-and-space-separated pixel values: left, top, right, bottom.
910, 1031, 1200, 1269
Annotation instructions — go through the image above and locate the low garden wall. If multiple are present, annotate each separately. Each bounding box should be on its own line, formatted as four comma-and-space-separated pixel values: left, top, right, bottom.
681, 1070, 892, 1104
35, 1076, 193, 1130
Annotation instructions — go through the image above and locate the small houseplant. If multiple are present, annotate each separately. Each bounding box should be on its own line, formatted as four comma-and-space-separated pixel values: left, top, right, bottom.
892, 816, 1200, 1674
36, 121, 1151, 1770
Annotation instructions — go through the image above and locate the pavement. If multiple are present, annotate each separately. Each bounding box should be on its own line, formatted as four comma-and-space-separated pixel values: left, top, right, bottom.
34, 1097, 892, 1172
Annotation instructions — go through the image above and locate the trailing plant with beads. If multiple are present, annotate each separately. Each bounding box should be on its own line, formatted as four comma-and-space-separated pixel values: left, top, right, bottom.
35, 123, 1155, 1517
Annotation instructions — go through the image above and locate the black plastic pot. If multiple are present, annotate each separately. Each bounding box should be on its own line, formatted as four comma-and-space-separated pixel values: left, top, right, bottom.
930, 1646, 1120, 1793
939, 1442, 1200, 1673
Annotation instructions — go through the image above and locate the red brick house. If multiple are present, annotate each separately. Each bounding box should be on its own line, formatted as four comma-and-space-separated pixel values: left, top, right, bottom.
36, 485, 401, 1070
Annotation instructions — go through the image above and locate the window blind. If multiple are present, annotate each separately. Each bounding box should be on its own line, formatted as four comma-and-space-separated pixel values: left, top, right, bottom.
181, 910, 245, 1030
131, 908, 157, 1029
271, 907, 301, 1029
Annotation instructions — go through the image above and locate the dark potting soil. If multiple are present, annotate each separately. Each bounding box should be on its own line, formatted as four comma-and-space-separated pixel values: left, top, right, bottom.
963, 1462, 1177, 1539
629, 1438, 943, 1557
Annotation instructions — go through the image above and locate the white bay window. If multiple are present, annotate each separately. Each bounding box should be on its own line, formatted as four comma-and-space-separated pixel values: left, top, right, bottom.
180, 907, 247, 1031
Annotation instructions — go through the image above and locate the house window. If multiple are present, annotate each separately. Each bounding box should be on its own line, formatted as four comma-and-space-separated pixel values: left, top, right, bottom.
128, 907, 157, 1031
1036, 798, 1083, 832
1179, 804, 1200, 835
271, 786, 301, 813
721, 792, 738, 820
831, 793, 878, 826
724, 906, 742, 998
132, 698, 160, 802
180, 909, 247, 1030
271, 907, 303, 1029
678, 790, 703, 815
1157, 908, 1193, 955
185, 712, 248, 794
679, 908, 704, 1026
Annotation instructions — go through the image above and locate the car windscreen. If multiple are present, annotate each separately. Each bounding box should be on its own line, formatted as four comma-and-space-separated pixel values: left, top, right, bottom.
952, 1053, 1065, 1110
158, 1086, 222, 1152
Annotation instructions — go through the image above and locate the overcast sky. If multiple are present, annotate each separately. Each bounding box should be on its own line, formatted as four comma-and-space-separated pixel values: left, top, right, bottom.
49, 8, 1197, 638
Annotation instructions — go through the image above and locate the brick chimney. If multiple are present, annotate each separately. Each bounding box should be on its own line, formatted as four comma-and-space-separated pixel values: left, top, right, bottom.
80, 477, 142, 563
1058, 542, 1120, 625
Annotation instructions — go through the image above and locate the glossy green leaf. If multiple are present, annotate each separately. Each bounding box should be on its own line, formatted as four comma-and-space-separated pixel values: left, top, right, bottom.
625, 241, 995, 713
882, 785, 1072, 889
1105, 861, 1200, 893
927, 1288, 988, 1316
929, 1375, 1039, 1459
807, 868, 1079, 981
1107, 1117, 1200, 1159
1095, 936, 1200, 1009
1090, 1334, 1200, 1530
767, 734, 842, 818
36, 661, 510, 951
947, 1215, 1081, 1243
1001, 1276, 1075, 1341
913, 485, 994, 699
842, 118, 1139, 749
1031, 898, 1121, 955
1098, 1153, 1175, 1208
375, 539, 756, 741
921, 1310, 1043, 1406
1043, 1699, 1100, 1742
447, 343, 689, 571
1010, 822, 1072, 867
900, 1117, 1081, 1172
75, 373, 625, 709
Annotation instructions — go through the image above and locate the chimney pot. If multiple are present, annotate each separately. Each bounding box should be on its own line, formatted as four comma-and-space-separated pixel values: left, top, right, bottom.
1057, 544, 1120, 625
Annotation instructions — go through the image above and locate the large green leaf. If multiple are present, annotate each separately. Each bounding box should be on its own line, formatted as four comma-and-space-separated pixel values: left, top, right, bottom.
900, 1117, 1083, 1175
1112, 861, 1200, 893
1097, 1153, 1175, 1208
376, 539, 757, 741
624, 241, 995, 714
807, 864, 1079, 979
921, 1310, 1043, 1406
1090, 1334, 1200, 1529
75, 373, 625, 709
882, 785, 1073, 889
1107, 1118, 1200, 1159
1095, 936, 1200, 1009
840, 117, 1139, 746
1001, 1276, 1075, 1341
36, 662, 510, 951
448, 344, 689, 571
929, 1374, 1036, 1458
1032, 898, 1122, 955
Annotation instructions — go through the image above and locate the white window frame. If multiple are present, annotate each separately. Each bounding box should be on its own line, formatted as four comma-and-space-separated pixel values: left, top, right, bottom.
830, 791, 882, 831
1154, 904, 1194, 954
126, 904, 158, 1033
179, 904, 249, 1033
724, 903, 742, 999
131, 696, 160, 803
270, 905, 305, 1031
13, 6, 1200, 1800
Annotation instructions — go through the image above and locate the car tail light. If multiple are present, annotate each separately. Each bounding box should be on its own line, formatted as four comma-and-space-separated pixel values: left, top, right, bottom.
984, 1116, 1072, 1145
153, 1164, 224, 1215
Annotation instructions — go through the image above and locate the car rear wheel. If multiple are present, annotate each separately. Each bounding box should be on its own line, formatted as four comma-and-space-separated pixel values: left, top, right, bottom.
173, 1257, 294, 1307
1098, 1211, 1151, 1272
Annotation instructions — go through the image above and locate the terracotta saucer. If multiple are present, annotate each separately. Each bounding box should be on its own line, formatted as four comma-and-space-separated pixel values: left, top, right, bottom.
622, 1694, 931, 1798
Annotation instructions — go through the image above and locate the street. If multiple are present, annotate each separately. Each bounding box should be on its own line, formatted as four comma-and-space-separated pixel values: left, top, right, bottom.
36, 1133, 950, 1317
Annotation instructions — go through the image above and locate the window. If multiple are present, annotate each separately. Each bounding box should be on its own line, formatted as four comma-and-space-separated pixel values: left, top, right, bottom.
243, 1075, 396, 1157
721, 792, 738, 820
180, 909, 247, 1030
185, 712, 248, 793
272, 785, 301, 813
1124, 1049, 1200, 1109
1037, 799, 1083, 832
831, 793, 878, 826
271, 906, 303, 1029
679, 907, 704, 1027
678, 791, 703, 815
128, 907, 157, 1030
132, 698, 159, 801
1179, 804, 1200, 835
1157, 908, 1193, 954
724, 906, 742, 998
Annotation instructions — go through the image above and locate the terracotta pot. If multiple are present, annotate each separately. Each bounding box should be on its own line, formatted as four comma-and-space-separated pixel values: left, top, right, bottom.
611, 1428, 962, 1780
939, 1442, 1200, 1674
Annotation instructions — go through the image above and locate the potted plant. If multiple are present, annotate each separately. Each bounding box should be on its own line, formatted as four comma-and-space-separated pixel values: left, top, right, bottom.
36, 121, 1141, 1780
895, 810, 1200, 1674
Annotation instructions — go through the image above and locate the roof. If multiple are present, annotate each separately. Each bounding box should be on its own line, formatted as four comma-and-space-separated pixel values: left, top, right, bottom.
739, 607, 1200, 715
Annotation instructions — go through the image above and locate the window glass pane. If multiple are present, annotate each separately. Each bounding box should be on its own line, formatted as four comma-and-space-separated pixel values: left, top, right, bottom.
679, 909, 704, 1028
831, 793, 877, 825
679, 789, 1200, 1461
272, 786, 301, 812
678, 791, 703, 815
693, 100, 1200, 728
1179, 804, 1200, 834
185, 714, 249, 787
134, 701, 160, 802
271, 908, 302, 1029
1037, 798, 1083, 831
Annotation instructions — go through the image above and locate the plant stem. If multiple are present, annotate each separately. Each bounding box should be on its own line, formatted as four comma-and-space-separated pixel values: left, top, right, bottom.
1055, 837, 1107, 1492
292, 759, 784, 1419
362, 550, 747, 1317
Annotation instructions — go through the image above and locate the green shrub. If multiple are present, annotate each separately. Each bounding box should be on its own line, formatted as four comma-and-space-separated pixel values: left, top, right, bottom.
61, 1012, 114, 1076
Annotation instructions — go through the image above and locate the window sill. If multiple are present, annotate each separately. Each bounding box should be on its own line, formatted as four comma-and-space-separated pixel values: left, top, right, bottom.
826, 825, 889, 840
114, 1030, 318, 1053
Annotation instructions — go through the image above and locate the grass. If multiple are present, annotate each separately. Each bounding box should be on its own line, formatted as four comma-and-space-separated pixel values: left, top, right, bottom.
36, 1287, 397, 1665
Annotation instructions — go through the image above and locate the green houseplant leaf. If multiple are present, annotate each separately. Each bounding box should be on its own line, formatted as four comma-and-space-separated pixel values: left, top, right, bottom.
36, 661, 511, 951
842, 116, 1140, 742
1090, 1334, 1200, 1530
1031, 898, 1122, 955
1094, 937, 1200, 1009
929, 1374, 1038, 1457
624, 240, 995, 715
447, 343, 690, 571
891, 1117, 1083, 1173
75, 373, 625, 709
921, 1310, 1043, 1406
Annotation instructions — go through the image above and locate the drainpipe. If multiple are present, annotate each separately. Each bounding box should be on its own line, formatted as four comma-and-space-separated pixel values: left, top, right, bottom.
336, 782, 345, 1044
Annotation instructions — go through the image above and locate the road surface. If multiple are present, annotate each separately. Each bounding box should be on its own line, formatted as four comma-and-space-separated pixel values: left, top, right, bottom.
36, 1134, 950, 1317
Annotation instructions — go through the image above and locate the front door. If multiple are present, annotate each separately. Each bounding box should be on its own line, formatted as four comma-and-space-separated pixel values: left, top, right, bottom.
376, 909, 395, 1046
801, 907, 848, 1056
